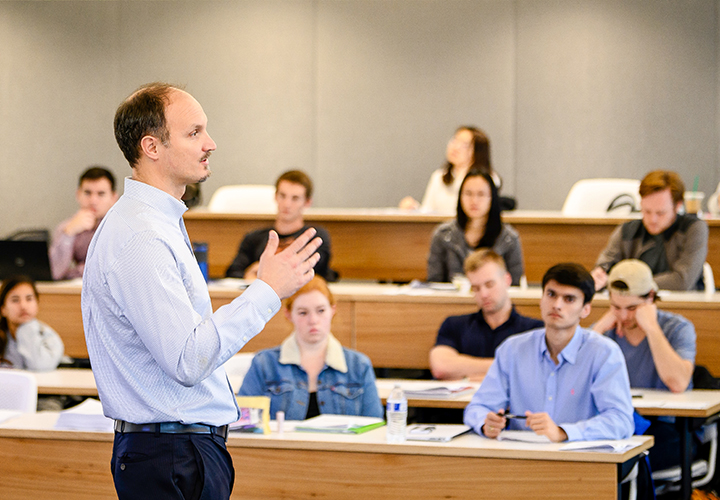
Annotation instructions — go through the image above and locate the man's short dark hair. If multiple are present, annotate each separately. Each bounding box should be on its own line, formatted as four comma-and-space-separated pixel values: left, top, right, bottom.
80, 166, 116, 192
276, 170, 313, 199
114, 82, 182, 168
542, 263, 595, 304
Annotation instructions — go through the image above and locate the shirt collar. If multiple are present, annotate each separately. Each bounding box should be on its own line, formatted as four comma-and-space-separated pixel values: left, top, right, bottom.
539, 325, 584, 365
123, 177, 188, 221
278, 332, 348, 373
478, 306, 520, 331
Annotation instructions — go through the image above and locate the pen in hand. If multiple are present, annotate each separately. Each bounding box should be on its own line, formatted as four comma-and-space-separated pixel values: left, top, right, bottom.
501, 413, 527, 420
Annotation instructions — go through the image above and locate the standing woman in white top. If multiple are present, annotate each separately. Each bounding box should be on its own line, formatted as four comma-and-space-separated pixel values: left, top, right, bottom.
400, 126, 500, 213
0, 276, 64, 371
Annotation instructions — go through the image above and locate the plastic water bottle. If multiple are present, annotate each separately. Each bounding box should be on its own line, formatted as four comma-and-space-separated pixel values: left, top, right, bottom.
386, 384, 407, 443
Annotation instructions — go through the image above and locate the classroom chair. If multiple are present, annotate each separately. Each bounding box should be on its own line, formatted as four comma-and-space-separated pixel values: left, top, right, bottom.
561, 178, 641, 216
0, 369, 38, 413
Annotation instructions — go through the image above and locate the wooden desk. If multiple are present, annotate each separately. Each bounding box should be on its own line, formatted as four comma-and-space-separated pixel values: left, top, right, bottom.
34, 369, 99, 397
183, 209, 720, 284
0, 412, 652, 500
36, 282, 720, 377
634, 389, 720, 500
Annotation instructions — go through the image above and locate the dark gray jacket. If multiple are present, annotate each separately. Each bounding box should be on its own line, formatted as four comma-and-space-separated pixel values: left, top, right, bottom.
427, 220, 524, 285
595, 214, 708, 290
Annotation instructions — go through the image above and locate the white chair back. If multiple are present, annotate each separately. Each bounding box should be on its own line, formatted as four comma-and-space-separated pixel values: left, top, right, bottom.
208, 185, 276, 213
0, 369, 38, 413
704, 262, 715, 295
562, 178, 641, 216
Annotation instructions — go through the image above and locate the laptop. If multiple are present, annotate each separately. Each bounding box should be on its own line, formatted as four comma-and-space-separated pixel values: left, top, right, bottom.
0, 240, 54, 281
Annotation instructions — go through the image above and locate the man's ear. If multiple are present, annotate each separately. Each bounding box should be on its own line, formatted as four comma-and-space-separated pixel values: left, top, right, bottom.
580, 302, 592, 319
140, 135, 161, 161
304, 196, 313, 208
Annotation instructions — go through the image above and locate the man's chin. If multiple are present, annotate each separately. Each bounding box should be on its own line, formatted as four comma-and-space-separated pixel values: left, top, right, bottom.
197, 170, 211, 183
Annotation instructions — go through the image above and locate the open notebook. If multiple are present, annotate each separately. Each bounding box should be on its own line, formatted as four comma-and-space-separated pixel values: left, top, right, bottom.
406, 424, 470, 442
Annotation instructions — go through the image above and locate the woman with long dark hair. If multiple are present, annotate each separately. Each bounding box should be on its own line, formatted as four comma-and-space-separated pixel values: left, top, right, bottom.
427, 170, 523, 284
0, 276, 64, 370
400, 126, 501, 213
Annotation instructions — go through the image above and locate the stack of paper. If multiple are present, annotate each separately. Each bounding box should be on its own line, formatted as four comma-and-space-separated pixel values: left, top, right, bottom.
295, 414, 385, 434
402, 383, 475, 399
497, 430, 552, 443
558, 440, 636, 453
54, 399, 114, 432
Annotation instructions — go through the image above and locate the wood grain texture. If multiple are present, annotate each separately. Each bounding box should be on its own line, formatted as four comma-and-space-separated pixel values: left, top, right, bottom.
231, 448, 617, 500
0, 437, 115, 500
36, 284, 720, 376
0, 432, 620, 500
183, 210, 720, 284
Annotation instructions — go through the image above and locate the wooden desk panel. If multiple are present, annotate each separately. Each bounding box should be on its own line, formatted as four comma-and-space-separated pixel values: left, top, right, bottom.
184, 209, 720, 284
0, 413, 652, 500
0, 436, 114, 500
183, 211, 441, 282
210, 295, 354, 353
36, 283, 720, 377
234, 447, 616, 500
354, 301, 475, 369
0, 435, 618, 500
36, 287, 85, 359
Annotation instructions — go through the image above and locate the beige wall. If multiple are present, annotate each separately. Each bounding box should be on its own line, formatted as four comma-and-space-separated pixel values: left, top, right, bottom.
1, 0, 718, 236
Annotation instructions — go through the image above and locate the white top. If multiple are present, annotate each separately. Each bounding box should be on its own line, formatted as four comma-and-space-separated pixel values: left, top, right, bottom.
420, 168, 503, 214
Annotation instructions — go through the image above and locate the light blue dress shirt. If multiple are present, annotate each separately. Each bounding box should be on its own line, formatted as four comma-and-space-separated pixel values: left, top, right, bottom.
82, 178, 281, 426
464, 326, 635, 441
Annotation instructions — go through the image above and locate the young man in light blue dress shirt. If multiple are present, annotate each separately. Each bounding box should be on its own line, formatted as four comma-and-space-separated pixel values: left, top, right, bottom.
82, 83, 322, 500
464, 263, 634, 442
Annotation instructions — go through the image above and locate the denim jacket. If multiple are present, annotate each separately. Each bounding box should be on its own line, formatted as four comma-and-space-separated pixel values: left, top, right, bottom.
237, 333, 384, 420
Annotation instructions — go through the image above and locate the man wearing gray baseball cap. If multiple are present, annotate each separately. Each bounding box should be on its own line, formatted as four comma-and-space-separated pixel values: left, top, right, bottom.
592, 258, 696, 471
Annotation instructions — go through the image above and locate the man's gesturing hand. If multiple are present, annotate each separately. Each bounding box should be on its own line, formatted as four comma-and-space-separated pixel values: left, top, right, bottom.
257, 228, 322, 299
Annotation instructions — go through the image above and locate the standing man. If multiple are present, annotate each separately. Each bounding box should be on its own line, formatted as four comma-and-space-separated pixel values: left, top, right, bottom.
49, 166, 118, 280
464, 263, 634, 442
592, 170, 708, 291
82, 83, 322, 500
429, 249, 542, 380
225, 170, 337, 281
592, 259, 695, 470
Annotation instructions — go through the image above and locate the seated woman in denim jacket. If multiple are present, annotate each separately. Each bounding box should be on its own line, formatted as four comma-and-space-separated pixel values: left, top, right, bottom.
238, 276, 383, 420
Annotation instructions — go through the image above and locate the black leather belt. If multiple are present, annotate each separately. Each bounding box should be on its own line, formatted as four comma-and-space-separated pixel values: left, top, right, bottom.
114, 420, 229, 441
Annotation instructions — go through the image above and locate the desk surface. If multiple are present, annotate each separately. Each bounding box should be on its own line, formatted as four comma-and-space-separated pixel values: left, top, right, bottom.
33, 369, 720, 419
0, 411, 652, 464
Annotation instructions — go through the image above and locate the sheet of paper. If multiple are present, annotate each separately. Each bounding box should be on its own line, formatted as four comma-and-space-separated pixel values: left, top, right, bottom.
558, 440, 635, 453
497, 430, 552, 443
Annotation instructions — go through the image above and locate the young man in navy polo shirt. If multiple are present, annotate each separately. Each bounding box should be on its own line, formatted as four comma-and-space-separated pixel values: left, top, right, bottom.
430, 249, 542, 380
